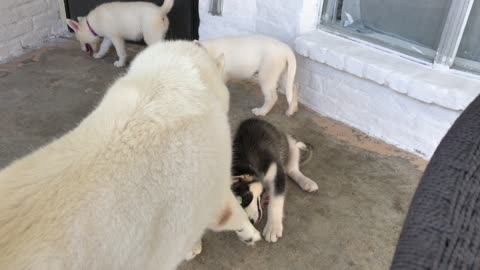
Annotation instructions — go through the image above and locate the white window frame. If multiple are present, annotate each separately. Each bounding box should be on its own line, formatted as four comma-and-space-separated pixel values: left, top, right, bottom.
318, 0, 476, 72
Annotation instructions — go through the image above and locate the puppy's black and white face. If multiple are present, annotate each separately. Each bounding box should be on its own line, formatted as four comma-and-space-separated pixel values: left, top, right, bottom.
231, 177, 264, 224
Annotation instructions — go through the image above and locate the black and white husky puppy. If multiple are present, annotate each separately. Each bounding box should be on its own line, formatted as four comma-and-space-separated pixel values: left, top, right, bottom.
231, 118, 318, 243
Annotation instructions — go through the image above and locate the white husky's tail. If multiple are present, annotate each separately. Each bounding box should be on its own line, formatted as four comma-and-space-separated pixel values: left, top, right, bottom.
284, 49, 297, 104
159, 0, 174, 15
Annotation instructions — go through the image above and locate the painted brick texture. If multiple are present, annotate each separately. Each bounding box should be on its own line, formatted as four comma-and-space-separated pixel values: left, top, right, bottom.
0, 0, 66, 62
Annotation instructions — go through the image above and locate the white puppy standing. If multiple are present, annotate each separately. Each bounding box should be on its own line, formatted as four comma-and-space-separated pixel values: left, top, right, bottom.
196, 35, 299, 116
0, 41, 261, 270
66, 0, 174, 67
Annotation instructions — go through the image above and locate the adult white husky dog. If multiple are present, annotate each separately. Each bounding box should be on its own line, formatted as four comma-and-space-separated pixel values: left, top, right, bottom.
0, 41, 260, 270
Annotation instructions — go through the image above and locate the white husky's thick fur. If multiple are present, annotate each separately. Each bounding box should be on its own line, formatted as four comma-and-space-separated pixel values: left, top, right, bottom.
197, 35, 299, 116
0, 41, 260, 270
66, 0, 174, 67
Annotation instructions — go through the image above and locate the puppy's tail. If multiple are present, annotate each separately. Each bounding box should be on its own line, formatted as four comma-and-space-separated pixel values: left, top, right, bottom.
159, 0, 174, 15
297, 141, 314, 166
284, 49, 297, 105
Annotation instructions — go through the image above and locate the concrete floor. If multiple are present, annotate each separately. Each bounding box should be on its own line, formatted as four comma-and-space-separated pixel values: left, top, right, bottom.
0, 39, 426, 270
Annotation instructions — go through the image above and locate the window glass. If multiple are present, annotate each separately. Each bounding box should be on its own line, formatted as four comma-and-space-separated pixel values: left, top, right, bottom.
321, 0, 452, 62
454, 0, 480, 73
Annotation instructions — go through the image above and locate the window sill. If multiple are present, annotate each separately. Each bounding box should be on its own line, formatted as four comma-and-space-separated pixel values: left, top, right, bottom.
294, 30, 480, 111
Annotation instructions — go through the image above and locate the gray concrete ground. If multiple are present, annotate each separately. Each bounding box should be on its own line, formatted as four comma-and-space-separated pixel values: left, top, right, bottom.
0, 39, 425, 270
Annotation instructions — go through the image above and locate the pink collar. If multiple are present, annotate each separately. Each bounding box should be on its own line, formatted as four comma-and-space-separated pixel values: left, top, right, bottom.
86, 19, 98, 37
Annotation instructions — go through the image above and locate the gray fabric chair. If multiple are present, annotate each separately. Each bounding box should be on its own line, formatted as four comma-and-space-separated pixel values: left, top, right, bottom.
391, 94, 480, 269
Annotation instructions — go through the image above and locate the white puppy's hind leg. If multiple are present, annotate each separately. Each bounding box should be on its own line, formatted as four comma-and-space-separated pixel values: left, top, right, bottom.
252, 61, 284, 116
285, 84, 299, 117
111, 36, 127, 67
252, 82, 277, 117
286, 135, 319, 192
93, 38, 112, 59
209, 191, 262, 245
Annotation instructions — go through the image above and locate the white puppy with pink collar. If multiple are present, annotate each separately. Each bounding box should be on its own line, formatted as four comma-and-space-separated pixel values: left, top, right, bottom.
66, 0, 174, 67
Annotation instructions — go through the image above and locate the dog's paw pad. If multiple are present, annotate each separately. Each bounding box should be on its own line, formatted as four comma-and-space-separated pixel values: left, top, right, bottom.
263, 221, 283, 243
114, 60, 125, 67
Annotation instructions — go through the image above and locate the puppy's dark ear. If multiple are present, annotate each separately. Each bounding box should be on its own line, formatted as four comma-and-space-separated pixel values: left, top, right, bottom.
231, 181, 242, 192
240, 193, 253, 208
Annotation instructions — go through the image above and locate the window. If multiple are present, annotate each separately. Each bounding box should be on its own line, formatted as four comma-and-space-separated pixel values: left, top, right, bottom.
454, 0, 480, 72
209, 0, 223, 16
319, 0, 477, 74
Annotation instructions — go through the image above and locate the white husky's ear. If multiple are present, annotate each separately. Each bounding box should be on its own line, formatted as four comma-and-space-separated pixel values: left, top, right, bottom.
215, 53, 225, 73
77, 16, 85, 22
66, 19, 79, 31
160, 0, 174, 15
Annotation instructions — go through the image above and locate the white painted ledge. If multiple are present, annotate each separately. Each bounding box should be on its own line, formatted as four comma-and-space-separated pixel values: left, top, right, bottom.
295, 31, 480, 111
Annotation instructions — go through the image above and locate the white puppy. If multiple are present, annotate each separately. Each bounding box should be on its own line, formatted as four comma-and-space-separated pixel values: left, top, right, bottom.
66, 0, 174, 67
196, 35, 299, 116
0, 41, 260, 270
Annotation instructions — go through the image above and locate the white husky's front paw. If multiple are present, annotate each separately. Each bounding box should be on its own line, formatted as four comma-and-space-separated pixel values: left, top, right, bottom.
236, 224, 262, 246
114, 60, 125, 67
300, 177, 319, 192
185, 240, 202, 261
252, 107, 268, 116
93, 52, 104, 59
263, 220, 283, 243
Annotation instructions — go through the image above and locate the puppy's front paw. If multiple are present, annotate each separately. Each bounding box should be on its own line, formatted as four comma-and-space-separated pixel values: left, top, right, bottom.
252, 107, 268, 116
236, 225, 262, 246
300, 178, 319, 192
185, 240, 202, 261
263, 220, 283, 243
114, 60, 125, 67
93, 53, 104, 59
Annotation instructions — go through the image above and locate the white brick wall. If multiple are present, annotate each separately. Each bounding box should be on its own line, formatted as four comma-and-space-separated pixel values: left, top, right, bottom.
0, 0, 67, 62
199, 0, 320, 46
296, 56, 461, 157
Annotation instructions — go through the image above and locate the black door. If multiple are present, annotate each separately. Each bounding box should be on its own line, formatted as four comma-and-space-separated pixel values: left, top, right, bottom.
64, 0, 199, 40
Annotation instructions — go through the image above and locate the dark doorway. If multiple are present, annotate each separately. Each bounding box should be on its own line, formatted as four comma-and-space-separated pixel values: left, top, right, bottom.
64, 0, 199, 40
